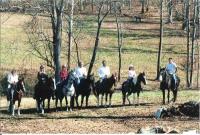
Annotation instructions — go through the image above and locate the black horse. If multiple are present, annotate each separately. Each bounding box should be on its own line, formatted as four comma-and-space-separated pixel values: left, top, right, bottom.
75, 74, 95, 108
34, 76, 56, 114
8, 78, 26, 116
94, 73, 117, 107
121, 72, 147, 106
58, 71, 77, 111
159, 68, 180, 104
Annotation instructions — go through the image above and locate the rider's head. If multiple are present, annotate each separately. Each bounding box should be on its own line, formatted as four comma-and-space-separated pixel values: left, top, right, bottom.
62, 64, 66, 70
40, 65, 45, 72
169, 58, 173, 63
102, 60, 106, 67
78, 61, 83, 68
11, 69, 16, 75
129, 65, 134, 70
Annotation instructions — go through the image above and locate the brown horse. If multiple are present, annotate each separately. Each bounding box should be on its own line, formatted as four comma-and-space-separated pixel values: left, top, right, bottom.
34, 77, 56, 114
94, 73, 117, 107
8, 78, 26, 116
159, 68, 180, 104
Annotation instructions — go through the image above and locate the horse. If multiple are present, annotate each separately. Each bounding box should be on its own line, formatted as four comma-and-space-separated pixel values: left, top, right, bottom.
75, 74, 95, 108
159, 68, 180, 104
94, 73, 117, 107
55, 81, 65, 111
62, 71, 77, 111
34, 76, 56, 114
121, 72, 147, 106
8, 78, 26, 116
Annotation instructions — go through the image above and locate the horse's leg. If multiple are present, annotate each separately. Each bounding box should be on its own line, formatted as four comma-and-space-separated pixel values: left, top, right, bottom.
122, 92, 126, 105
55, 98, 58, 111
127, 93, 131, 105
41, 100, 45, 114
101, 94, 104, 106
133, 93, 135, 106
173, 90, 177, 102
105, 93, 108, 107
162, 90, 165, 105
18, 99, 21, 115
167, 89, 170, 104
97, 94, 99, 107
75, 95, 79, 108
48, 98, 50, 112
70, 96, 74, 111
12, 101, 15, 116
81, 95, 84, 108
65, 96, 69, 111
109, 93, 112, 107
137, 92, 140, 106
86, 95, 89, 107
60, 98, 63, 110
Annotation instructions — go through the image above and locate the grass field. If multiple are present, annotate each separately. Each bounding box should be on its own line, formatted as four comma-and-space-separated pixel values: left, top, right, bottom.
0, 90, 199, 133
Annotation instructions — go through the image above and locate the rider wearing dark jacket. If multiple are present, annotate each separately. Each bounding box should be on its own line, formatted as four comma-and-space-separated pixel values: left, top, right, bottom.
33, 65, 48, 99
37, 65, 48, 84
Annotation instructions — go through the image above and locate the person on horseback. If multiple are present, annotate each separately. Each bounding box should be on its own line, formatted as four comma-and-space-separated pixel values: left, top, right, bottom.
33, 65, 48, 99
37, 65, 48, 84
60, 64, 68, 81
7, 69, 19, 104
128, 65, 137, 85
98, 60, 110, 83
166, 58, 177, 85
74, 61, 87, 85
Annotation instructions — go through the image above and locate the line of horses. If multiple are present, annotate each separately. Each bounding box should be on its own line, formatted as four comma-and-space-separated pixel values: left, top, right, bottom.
6, 68, 180, 116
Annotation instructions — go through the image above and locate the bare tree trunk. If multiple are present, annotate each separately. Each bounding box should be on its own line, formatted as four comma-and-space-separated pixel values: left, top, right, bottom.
190, 0, 197, 88
182, 0, 187, 30
156, 0, 163, 80
197, 0, 200, 88
186, 0, 191, 87
115, 13, 122, 82
67, 0, 74, 71
146, 0, 149, 12
141, 0, 145, 14
74, 38, 80, 64
87, 4, 110, 77
197, 41, 199, 88
50, 0, 64, 83
167, 0, 173, 23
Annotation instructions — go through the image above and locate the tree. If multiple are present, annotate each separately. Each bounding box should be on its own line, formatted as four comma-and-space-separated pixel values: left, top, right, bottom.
67, 0, 74, 71
167, 0, 173, 23
186, 0, 190, 87
87, 0, 111, 77
156, 0, 163, 80
190, 0, 197, 87
114, 1, 123, 82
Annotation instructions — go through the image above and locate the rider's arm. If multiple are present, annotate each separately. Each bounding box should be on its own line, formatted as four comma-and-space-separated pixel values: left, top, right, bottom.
7, 74, 12, 84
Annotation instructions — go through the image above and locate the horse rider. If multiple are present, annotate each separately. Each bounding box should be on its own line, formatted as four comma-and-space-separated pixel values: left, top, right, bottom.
128, 65, 137, 85
33, 65, 48, 99
98, 60, 110, 83
7, 69, 19, 106
165, 58, 177, 85
37, 65, 48, 84
74, 61, 87, 85
60, 64, 68, 82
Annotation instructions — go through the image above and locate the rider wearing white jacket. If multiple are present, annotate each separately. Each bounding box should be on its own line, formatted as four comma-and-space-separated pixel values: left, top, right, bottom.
75, 61, 87, 84
98, 60, 110, 82
7, 69, 18, 89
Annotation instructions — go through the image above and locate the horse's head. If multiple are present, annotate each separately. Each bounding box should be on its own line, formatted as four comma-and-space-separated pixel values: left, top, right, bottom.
159, 68, 166, 81
111, 73, 118, 87
138, 72, 147, 85
87, 73, 95, 83
47, 76, 56, 91
17, 78, 26, 92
